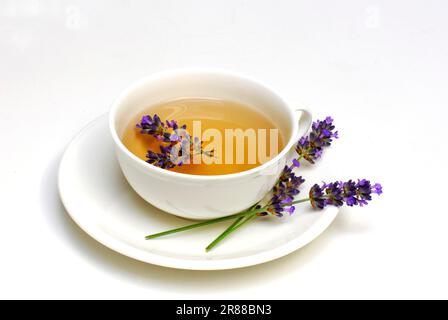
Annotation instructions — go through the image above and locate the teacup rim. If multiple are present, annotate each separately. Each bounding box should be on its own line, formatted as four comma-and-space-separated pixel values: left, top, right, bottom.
109, 68, 300, 181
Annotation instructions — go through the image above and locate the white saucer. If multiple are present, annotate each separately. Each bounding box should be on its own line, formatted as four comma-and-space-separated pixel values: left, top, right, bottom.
58, 115, 339, 270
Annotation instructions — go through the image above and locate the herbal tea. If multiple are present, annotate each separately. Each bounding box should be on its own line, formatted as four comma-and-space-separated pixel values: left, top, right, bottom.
122, 98, 284, 175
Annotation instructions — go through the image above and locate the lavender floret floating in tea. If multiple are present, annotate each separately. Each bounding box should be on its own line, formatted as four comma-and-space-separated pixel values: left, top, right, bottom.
142, 116, 382, 251
136, 114, 213, 168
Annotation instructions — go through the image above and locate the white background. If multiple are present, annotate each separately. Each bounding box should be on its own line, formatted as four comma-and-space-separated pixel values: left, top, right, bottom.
1, 0, 447, 299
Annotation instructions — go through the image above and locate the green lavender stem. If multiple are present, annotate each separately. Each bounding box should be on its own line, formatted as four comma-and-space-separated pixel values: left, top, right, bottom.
227, 216, 245, 230
145, 206, 265, 240
287, 198, 310, 206
145, 198, 311, 240
204, 197, 311, 251
205, 212, 257, 252
203, 216, 245, 251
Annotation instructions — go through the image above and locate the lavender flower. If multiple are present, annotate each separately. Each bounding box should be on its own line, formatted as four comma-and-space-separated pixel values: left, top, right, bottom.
310, 179, 382, 209
146, 146, 176, 169
296, 116, 338, 164
192, 136, 214, 158
136, 115, 166, 138
341, 180, 358, 206
372, 183, 383, 195
309, 184, 326, 209
322, 182, 344, 207
258, 162, 305, 217
137, 115, 183, 143
255, 117, 339, 216
274, 165, 304, 199
137, 114, 212, 169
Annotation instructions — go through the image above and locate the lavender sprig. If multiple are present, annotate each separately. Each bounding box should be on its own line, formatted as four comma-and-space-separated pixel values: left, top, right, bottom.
296, 116, 338, 164
145, 179, 382, 251
256, 161, 305, 217
146, 146, 177, 169
309, 179, 383, 209
252, 117, 337, 217
145, 116, 341, 250
143, 116, 382, 252
136, 115, 186, 142
136, 114, 212, 168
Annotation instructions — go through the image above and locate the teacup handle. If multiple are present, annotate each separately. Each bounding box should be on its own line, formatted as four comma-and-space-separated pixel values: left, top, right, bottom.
295, 107, 312, 139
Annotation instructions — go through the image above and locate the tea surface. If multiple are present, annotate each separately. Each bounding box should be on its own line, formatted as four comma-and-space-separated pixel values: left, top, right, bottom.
122, 98, 284, 175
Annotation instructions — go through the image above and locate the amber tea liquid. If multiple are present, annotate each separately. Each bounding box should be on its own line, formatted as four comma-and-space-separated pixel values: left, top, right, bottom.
122, 98, 284, 175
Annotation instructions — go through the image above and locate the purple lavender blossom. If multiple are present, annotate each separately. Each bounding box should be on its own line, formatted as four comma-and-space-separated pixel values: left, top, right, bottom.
295, 116, 338, 164
372, 183, 383, 195
136, 115, 165, 137
291, 158, 301, 168
323, 181, 344, 207
145, 146, 176, 169
342, 180, 358, 206
165, 120, 178, 130
258, 165, 305, 217
355, 179, 372, 206
137, 114, 213, 169
309, 179, 382, 209
309, 184, 326, 209
137, 114, 181, 143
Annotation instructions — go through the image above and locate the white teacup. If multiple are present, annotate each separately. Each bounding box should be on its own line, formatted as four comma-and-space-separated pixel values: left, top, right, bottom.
109, 69, 311, 220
